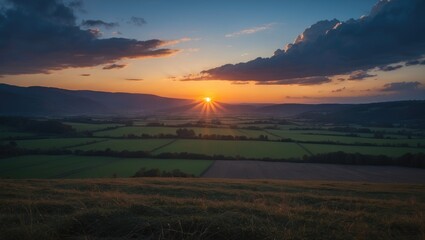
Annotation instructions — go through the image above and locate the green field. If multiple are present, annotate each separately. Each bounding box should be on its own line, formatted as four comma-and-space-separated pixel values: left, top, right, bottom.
0, 155, 212, 178
94, 126, 275, 139
301, 143, 425, 157
155, 139, 308, 158
94, 126, 179, 137
268, 129, 425, 147
0, 131, 35, 139
64, 122, 123, 132
71, 139, 175, 152
9, 136, 425, 159
0, 178, 423, 240
13, 138, 106, 150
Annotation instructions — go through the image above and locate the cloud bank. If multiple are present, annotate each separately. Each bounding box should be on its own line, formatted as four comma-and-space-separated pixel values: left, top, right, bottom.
348, 71, 377, 81
0, 0, 177, 75
102, 63, 126, 70
382, 81, 422, 92
81, 19, 119, 29
197, 0, 425, 85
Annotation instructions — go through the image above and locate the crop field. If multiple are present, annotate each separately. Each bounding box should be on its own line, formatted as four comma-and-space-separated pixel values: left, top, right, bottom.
7, 135, 424, 160
0, 178, 424, 240
94, 126, 275, 139
268, 129, 425, 146
71, 139, 176, 152
300, 143, 425, 157
0, 131, 35, 139
154, 140, 308, 158
94, 126, 179, 137
12, 138, 106, 150
65, 122, 123, 132
0, 155, 212, 179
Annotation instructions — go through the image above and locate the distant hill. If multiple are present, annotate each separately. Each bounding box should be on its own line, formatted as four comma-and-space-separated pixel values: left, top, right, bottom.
0, 84, 191, 116
298, 101, 425, 124
1, 84, 424, 124
256, 103, 353, 116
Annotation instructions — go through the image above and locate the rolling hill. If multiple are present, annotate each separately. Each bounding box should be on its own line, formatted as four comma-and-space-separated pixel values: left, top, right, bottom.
0, 84, 191, 116
1, 84, 425, 124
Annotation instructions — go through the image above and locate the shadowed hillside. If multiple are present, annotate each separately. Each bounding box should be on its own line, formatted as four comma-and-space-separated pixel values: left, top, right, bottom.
0, 84, 191, 116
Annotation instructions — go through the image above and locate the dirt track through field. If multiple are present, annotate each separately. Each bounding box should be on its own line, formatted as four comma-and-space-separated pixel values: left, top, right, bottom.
202, 160, 425, 183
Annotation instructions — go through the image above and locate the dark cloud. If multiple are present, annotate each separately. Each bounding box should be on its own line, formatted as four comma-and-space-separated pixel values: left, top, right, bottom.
102, 63, 126, 70
125, 78, 143, 81
67, 0, 85, 13
0, 0, 177, 75
197, 0, 425, 84
405, 59, 425, 66
81, 19, 119, 29
382, 81, 421, 92
405, 60, 421, 66
331, 87, 346, 93
379, 64, 403, 72
128, 17, 146, 26
348, 70, 377, 80
254, 76, 331, 86
80, 73, 90, 76
285, 96, 314, 100
231, 81, 250, 85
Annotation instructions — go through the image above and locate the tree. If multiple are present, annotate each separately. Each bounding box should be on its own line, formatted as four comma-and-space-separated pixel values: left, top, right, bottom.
176, 128, 196, 138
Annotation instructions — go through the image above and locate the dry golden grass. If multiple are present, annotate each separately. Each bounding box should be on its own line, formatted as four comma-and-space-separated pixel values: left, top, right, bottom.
0, 178, 424, 240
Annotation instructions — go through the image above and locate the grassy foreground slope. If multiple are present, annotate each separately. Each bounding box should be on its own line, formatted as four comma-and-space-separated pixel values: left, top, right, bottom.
0, 179, 424, 240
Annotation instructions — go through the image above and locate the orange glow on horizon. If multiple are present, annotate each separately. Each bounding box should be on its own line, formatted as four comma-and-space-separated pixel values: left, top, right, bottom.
204, 97, 212, 103
184, 96, 226, 115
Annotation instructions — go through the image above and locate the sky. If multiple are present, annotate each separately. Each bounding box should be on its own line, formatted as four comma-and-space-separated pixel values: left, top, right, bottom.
0, 0, 424, 103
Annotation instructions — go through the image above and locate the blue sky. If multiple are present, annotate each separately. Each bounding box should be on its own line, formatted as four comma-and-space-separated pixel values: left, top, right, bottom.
81, 0, 377, 63
0, 0, 424, 103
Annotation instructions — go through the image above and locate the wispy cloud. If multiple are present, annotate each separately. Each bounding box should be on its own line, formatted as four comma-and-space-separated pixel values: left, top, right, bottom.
125, 78, 143, 81
128, 17, 147, 27
348, 70, 377, 81
103, 63, 127, 70
225, 23, 275, 38
331, 87, 346, 93
160, 37, 200, 47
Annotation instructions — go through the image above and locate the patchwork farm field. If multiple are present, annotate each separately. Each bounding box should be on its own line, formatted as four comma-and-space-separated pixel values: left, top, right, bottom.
0, 178, 424, 240
14, 138, 107, 150
1, 115, 425, 180
4, 140, 425, 161
8, 136, 424, 159
64, 122, 124, 132
94, 126, 179, 137
70, 139, 175, 152
0, 155, 212, 178
94, 126, 276, 139
154, 140, 308, 158
268, 129, 425, 146
300, 143, 425, 157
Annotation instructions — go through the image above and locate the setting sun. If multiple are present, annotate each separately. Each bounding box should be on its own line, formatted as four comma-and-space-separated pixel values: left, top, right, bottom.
204, 97, 212, 103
